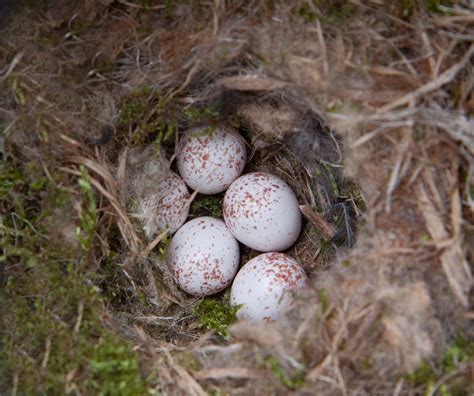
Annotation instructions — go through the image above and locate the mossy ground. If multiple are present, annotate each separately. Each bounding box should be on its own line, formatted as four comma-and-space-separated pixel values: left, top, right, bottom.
0, 163, 152, 395
193, 297, 240, 339
406, 337, 474, 395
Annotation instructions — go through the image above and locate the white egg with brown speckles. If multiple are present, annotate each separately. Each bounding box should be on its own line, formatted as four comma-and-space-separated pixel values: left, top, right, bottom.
223, 172, 302, 252
177, 127, 246, 194
230, 252, 307, 322
167, 217, 240, 296
142, 172, 190, 236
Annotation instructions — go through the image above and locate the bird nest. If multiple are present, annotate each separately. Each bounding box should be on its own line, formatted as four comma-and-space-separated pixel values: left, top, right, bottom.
2, 1, 473, 395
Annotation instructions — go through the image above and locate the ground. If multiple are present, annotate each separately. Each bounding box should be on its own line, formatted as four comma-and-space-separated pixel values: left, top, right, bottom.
1, 1, 473, 395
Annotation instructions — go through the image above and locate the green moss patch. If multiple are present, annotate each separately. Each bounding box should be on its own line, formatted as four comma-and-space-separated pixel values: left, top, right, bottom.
0, 163, 151, 395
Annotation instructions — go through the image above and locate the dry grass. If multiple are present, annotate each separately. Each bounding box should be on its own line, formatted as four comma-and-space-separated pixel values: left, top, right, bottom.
1, 0, 473, 395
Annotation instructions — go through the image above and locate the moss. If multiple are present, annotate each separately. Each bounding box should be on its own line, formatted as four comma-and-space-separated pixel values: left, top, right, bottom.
7, 73, 27, 106
118, 88, 176, 147
190, 194, 223, 218
184, 104, 219, 122
406, 336, 474, 394
321, 162, 340, 197
319, 238, 333, 256
157, 233, 172, 261
0, 163, 151, 395
350, 184, 366, 211
208, 391, 230, 396
317, 288, 329, 313
153, 122, 176, 150
406, 361, 436, 386
193, 297, 240, 338
425, 0, 458, 14
177, 351, 201, 371
419, 233, 431, 242
296, 1, 355, 25
119, 88, 153, 125
94, 59, 117, 76
76, 166, 98, 254
315, 0, 355, 25
412, 128, 423, 142
298, 3, 317, 23
265, 355, 305, 390
400, 0, 417, 17
0, 164, 24, 198
139, 0, 153, 11
398, 0, 457, 17
253, 52, 268, 66
90, 339, 151, 396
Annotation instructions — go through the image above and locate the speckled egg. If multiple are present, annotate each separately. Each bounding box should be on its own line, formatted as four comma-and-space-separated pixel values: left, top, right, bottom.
223, 172, 302, 252
141, 172, 190, 236
177, 127, 246, 194
167, 217, 240, 296
230, 252, 307, 322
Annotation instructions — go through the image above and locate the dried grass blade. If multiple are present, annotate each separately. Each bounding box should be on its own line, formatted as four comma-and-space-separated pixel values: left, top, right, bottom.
377, 44, 474, 113
67, 155, 118, 194
0, 51, 24, 84
217, 75, 288, 91
300, 205, 337, 241
193, 367, 265, 381
61, 166, 141, 253
117, 147, 128, 203
141, 229, 169, 257
417, 183, 471, 307
385, 131, 412, 212
306, 354, 332, 382
161, 348, 207, 396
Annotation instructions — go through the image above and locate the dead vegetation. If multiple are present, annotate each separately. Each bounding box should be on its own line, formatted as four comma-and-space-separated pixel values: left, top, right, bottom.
1, 0, 473, 395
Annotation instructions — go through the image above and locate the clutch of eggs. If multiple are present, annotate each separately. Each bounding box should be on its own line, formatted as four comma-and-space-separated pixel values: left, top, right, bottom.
177, 127, 246, 194
223, 172, 302, 252
166, 217, 240, 297
230, 252, 308, 322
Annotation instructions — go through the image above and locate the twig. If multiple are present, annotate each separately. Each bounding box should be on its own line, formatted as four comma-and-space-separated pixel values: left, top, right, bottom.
0, 51, 24, 84
299, 205, 337, 240
41, 335, 52, 370
385, 130, 412, 212
12, 371, 19, 396
74, 300, 84, 334
393, 378, 404, 396
315, 20, 329, 76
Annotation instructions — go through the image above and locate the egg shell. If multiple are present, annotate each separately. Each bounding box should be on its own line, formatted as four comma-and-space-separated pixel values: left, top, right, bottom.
223, 172, 302, 252
177, 127, 246, 194
230, 252, 307, 322
140, 172, 190, 236
167, 217, 240, 296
